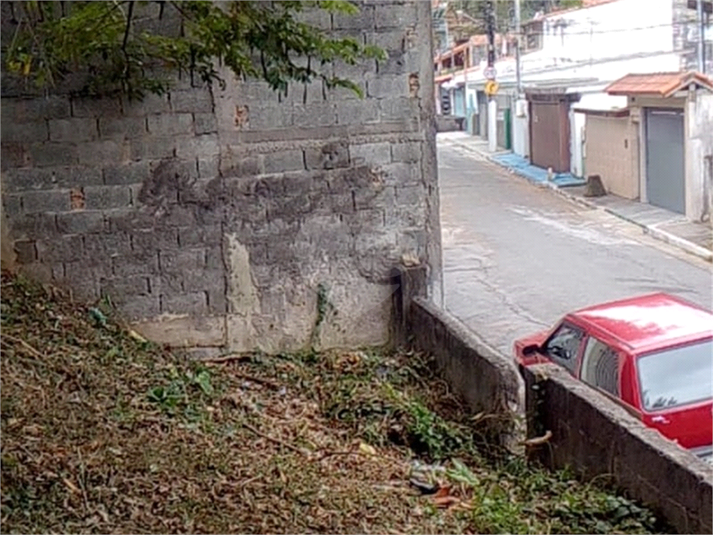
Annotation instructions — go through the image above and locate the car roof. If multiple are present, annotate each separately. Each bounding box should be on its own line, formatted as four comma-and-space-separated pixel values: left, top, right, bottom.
570, 293, 713, 353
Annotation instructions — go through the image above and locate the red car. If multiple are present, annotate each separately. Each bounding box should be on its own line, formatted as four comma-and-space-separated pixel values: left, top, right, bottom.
514, 293, 713, 462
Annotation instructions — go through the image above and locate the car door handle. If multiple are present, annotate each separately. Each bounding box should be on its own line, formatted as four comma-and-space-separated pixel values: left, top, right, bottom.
651, 415, 670, 424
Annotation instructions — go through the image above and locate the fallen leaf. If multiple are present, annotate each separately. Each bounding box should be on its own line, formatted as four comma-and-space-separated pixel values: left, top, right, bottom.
433, 495, 461, 509
358, 442, 376, 456
62, 478, 81, 495
434, 485, 451, 499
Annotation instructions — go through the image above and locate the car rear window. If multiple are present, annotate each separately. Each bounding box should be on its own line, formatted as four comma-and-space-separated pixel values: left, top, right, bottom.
637, 339, 713, 412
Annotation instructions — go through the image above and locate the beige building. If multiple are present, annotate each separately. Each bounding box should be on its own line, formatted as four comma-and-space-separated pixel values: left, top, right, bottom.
577, 72, 713, 222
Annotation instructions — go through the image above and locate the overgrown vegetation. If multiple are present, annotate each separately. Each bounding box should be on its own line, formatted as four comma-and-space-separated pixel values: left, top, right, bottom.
1, 271, 667, 534
2, 1, 385, 100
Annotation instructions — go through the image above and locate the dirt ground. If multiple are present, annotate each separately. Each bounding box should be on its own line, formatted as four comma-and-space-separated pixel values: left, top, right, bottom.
1, 271, 666, 534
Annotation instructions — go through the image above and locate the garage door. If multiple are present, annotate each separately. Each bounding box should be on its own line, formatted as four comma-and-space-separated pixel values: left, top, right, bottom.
645, 109, 685, 214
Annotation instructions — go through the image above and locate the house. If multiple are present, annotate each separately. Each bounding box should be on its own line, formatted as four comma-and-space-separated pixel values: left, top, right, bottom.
576, 71, 713, 222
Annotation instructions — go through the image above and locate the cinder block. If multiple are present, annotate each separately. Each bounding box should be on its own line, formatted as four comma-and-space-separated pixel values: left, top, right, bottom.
22, 189, 71, 214
147, 113, 194, 135
159, 248, 205, 274
122, 94, 170, 116
333, 5, 374, 29
197, 156, 219, 179
13, 240, 37, 264
103, 208, 155, 233
1, 142, 31, 170
247, 105, 293, 131
36, 235, 83, 262
395, 184, 426, 206
77, 140, 129, 167
29, 143, 78, 167
294, 8, 331, 29
367, 29, 408, 52
350, 142, 391, 165
305, 142, 350, 171
18, 263, 53, 285
170, 89, 214, 113
379, 97, 419, 120
193, 113, 217, 134
103, 161, 150, 185
48, 118, 98, 142
2, 120, 49, 143
130, 136, 176, 160
207, 289, 227, 314
374, 2, 417, 29
175, 134, 219, 159
366, 74, 410, 98
3, 167, 53, 193
2, 193, 22, 218
328, 80, 368, 101
71, 96, 122, 118
118, 295, 161, 321
183, 269, 225, 293
9, 213, 58, 240
56, 210, 105, 234
378, 49, 421, 75
220, 155, 264, 178
335, 99, 379, 125
263, 149, 304, 174
84, 232, 132, 257
160, 291, 208, 315
391, 141, 421, 163
381, 162, 421, 186
83, 185, 131, 210
292, 103, 337, 128
178, 224, 223, 247
132, 228, 179, 254
112, 252, 160, 277
2, 96, 71, 121
54, 166, 105, 188
99, 116, 147, 139
100, 275, 150, 297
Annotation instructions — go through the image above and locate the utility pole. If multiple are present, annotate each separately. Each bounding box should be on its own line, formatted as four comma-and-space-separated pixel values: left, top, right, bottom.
698, 0, 705, 72
515, 0, 522, 95
486, 0, 498, 152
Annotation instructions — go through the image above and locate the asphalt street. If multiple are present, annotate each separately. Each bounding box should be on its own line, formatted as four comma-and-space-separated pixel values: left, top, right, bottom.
438, 137, 713, 357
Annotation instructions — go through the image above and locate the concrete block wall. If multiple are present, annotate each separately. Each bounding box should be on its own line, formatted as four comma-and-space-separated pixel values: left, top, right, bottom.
584, 115, 639, 200
0, 0, 442, 354
524, 364, 713, 535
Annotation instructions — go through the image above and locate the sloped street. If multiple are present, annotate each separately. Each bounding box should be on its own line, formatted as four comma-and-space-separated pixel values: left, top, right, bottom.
438, 136, 713, 356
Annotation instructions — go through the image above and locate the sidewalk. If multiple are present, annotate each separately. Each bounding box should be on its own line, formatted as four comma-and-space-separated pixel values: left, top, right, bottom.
439, 132, 712, 262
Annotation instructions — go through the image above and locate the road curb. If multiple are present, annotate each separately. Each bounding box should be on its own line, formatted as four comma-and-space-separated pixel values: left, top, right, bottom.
447, 139, 713, 263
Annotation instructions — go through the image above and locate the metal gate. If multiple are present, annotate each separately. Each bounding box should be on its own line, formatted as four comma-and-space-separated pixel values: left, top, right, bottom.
529, 101, 570, 173
645, 108, 685, 214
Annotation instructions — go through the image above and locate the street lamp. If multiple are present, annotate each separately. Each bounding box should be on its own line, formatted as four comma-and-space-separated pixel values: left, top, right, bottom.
455, 10, 476, 132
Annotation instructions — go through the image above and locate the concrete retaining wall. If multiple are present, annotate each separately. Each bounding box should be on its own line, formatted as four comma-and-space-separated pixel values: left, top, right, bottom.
523, 363, 713, 534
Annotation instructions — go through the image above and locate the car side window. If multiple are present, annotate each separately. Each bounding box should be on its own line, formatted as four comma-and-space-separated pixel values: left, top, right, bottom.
580, 336, 620, 397
543, 323, 585, 374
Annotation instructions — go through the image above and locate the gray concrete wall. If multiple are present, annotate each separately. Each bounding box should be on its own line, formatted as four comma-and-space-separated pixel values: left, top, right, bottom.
523, 363, 713, 535
0, 0, 442, 354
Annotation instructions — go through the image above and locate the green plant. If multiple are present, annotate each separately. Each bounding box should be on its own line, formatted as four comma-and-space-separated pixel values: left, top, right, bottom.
3, 1, 386, 100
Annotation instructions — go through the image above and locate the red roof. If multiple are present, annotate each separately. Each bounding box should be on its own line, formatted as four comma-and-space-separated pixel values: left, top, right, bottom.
606, 71, 713, 97
572, 293, 713, 353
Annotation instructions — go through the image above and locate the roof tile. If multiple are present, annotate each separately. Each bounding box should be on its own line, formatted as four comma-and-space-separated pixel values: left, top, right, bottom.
605, 71, 713, 97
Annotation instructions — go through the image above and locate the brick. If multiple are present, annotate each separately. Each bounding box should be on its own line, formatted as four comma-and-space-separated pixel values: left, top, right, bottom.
333, 5, 374, 29
23, 189, 71, 213
99, 116, 147, 139
118, 295, 161, 320
2, 142, 31, 170
292, 103, 336, 128
130, 137, 176, 160
170, 89, 213, 113
103, 161, 150, 185
374, 3, 417, 29
29, 143, 79, 167
159, 248, 205, 274
132, 228, 179, 254
263, 149, 304, 174
178, 224, 222, 247
84, 232, 132, 257
122, 94, 170, 116
13, 240, 37, 264
175, 134, 219, 159
37, 235, 83, 262
48, 118, 98, 142
77, 140, 129, 166
335, 99, 379, 125
2, 121, 49, 143
2, 96, 71, 121
367, 74, 410, 98
350, 142, 391, 165
194, 113, 217, 134
83, 185, 131, 210
100, 275, 150, 297
112, 253, 159, 277
147, 113, 194, 135
71, 97, 122, 118
379, 97, 419, 120
56, 210, 105, 234
391, 141, 421, 163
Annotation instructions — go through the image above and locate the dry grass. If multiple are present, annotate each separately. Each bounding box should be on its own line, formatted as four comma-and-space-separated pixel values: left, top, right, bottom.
1, 271, 666, 534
